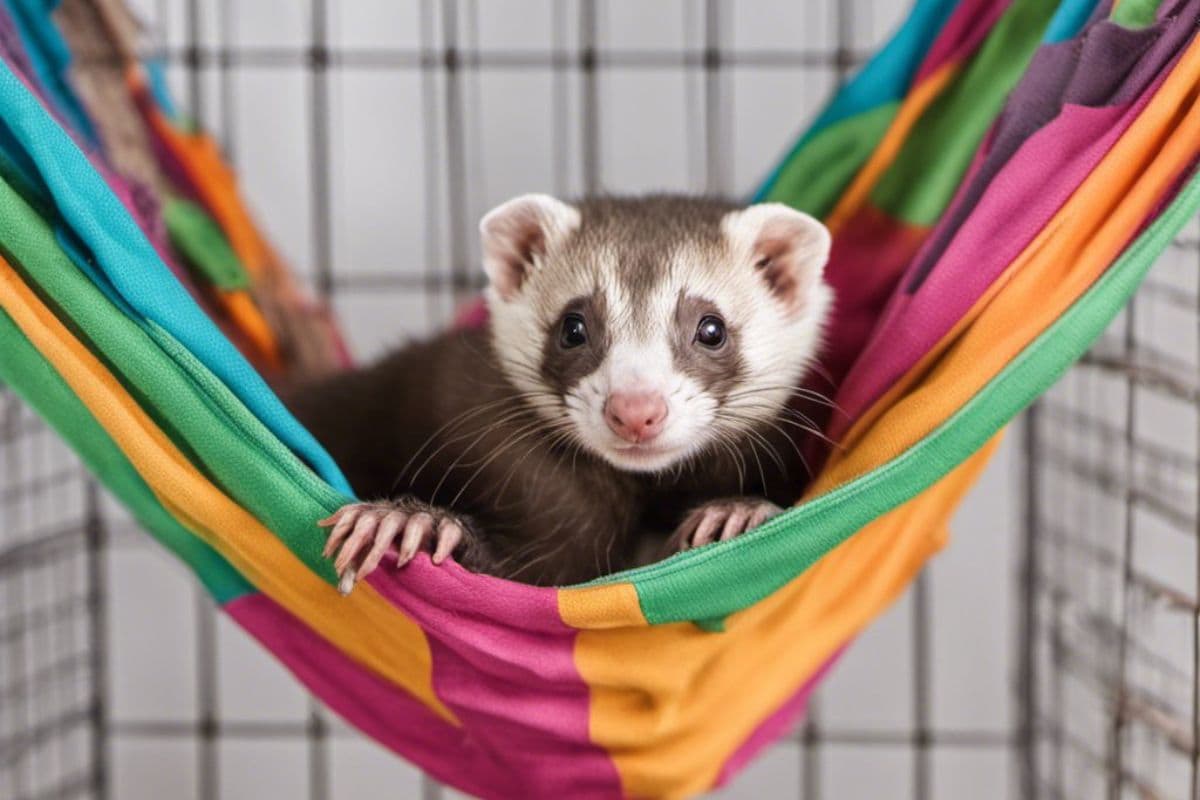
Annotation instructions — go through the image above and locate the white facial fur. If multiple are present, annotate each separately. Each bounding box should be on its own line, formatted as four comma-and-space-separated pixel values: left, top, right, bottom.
480, 194, 833, 474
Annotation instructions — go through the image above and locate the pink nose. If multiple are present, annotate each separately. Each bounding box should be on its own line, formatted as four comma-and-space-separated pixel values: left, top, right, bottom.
604, 392, 668, 443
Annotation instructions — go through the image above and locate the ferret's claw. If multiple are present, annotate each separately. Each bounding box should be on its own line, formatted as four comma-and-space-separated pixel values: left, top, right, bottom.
321, 505, 360, 558
690, 508, 724, 548
338, 567, 357, 596
320, 500, 475, 593
397, 512, 434, 566
668, 497, 782, 553
433, 520, 464, 564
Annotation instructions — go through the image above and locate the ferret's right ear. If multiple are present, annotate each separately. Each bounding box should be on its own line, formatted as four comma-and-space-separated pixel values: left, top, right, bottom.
480, 194, 580, 300
723, 203, 831, 316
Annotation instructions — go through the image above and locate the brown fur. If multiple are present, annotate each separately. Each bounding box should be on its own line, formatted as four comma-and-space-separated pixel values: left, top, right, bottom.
283, 326, 805, 586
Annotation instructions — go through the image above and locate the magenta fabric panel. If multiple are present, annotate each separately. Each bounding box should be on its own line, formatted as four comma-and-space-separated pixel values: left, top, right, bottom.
364, 554, 624, 799
826, 11, 1194, 444
226, 593, 514, 799
827, 103, 1133, 441
712, 647, 843, 790
912, 0, 1012, 83
127, 80, 206, 205
794, 208, 929, 473
229, 588, 623, 799
807, 206, 930, 397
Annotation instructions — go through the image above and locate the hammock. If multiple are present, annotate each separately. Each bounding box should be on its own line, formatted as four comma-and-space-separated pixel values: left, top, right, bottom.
1, 0, 1198, 796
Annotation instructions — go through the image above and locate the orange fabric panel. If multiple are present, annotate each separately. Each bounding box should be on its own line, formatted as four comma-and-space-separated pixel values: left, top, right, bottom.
125, 67, 283, 367
559, 581, 646, 629
817, 23, 1200, 494
567, 441, 997, 797
214, 288, 282, 366
826, 64, 957, 234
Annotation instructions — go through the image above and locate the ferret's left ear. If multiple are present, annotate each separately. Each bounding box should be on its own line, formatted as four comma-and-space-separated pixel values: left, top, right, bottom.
724, 203, 831, 314
480, 194, 580, 300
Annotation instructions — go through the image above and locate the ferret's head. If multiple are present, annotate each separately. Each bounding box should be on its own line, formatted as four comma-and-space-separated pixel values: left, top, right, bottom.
480, 194, 832, 473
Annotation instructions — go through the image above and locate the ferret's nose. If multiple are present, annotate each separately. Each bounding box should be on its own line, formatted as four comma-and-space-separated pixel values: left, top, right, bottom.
604, 392, 668, 443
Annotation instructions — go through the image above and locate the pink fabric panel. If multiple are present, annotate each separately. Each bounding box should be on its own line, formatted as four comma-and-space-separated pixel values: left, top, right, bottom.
813, 206, 930, 392
364, 554, 623, 799
828, 98, 1154, 444
228, 582, 624, 799
914, 0, 1013, 83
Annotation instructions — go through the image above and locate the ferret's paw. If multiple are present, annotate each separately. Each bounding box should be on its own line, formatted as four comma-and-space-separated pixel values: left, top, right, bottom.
668, 497, 782, 553
317, 499, 474, 595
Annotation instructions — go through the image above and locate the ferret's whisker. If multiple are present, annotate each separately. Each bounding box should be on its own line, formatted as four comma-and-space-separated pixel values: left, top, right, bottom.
444, 418, 556, 507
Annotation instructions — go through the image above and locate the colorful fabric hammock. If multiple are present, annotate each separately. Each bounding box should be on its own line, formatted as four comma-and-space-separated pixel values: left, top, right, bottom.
1, 0, 1198, 796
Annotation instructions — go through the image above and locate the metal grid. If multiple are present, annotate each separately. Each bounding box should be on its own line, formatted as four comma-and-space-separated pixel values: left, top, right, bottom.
0, 0, 1195, 797
1022, 217, 1200, 799
0, 394, 106, 800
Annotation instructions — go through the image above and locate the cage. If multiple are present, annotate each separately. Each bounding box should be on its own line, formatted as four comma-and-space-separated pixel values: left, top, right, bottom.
0, 0, 1195, 798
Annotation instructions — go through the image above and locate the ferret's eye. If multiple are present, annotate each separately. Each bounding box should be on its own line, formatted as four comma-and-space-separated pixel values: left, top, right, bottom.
560, 313, 588, 348
695, 315, 726, 349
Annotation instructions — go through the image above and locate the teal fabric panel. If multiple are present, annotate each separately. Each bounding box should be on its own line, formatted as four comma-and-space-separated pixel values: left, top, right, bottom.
0, 57, 354, 495
3, 0, 97, 146
753, 0, 961, 201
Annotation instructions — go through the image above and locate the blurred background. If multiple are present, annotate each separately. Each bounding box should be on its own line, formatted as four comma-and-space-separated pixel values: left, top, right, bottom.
2, 1, 1197, 798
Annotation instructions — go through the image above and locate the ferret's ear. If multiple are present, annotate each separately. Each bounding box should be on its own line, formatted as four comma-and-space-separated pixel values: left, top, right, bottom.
723, 203, 831, 314
480, 194, 580, 300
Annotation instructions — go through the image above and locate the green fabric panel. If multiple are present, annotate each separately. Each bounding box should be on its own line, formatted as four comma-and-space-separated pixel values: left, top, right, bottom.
143, 320, 346, 576
693, 617, 726, 633
602, 169, 1200, 625
0, 310, 253, 603
1111, 0, 1162, 28
0, 173, 350, 588
760, 102, 899, 217
872, 0, 1057, 226
163, 197, 249, 291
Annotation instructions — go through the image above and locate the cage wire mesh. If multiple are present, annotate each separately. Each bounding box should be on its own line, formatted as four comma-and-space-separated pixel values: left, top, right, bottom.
0, 0, 1197, 798
1022, 215, 1200, 800
0, 396, 106, 800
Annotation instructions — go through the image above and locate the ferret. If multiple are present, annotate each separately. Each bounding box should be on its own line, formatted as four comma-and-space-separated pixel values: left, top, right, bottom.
284, 194, 833, 590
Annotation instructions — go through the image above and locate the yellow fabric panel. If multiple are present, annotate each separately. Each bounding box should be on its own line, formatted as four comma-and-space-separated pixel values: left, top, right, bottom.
0, 257, 456, 724
559, 581, 646, 629
570, 441, 996, 797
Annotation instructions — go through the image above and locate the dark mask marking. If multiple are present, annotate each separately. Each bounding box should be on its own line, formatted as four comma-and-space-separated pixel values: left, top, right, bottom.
539, 291, 610, 396
670, 293, 744, 403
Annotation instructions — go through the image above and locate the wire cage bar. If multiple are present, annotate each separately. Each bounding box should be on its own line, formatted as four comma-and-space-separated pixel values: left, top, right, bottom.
1022, 221, 1200, 800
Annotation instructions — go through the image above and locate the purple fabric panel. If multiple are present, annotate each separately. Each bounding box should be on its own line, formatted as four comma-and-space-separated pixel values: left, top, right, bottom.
0, 2, 37, 92
902, 41, 1081, 290
364, 554, 624, 799
830, 103, 1136, 443
827, 14, 1192, 445
712, 647, 843, 790
906, 8, 1194, 289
